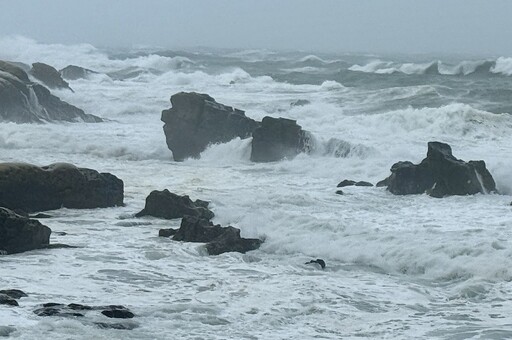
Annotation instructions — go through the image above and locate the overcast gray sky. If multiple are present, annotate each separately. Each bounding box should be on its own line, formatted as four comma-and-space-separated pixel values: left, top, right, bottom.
1, 0, 511, 55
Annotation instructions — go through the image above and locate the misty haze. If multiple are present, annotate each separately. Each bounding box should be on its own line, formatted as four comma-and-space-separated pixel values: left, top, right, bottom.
1, 1, 512, 339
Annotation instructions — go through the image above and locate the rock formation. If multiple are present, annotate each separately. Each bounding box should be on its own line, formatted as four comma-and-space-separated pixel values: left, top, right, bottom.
382, 142, 496, 197
0, 163, 124, 212
135, 189, 213, 220
60, 65, 98, 80
250, 116, 310, 162
0, 60, 101, 123
161, 92, 259, 161
164, 215, 262, 255
30, 62, 73, 91
0, 207, 51, 254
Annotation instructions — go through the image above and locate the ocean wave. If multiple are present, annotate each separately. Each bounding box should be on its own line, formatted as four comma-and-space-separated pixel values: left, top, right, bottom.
349, 59, 504, 76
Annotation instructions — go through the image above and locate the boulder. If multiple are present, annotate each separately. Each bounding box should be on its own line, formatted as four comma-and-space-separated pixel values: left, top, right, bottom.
161, 92, 259, 161
0, 60, 102, 123
0, 289, 28, 299
337, 180, 356, 187
30, 62, 73, 91
172, 216, 262, 255
250, 116, 310, 162
60, 65, 98, 80
0, 163, 124, 212
205, 226, 262, 255
0, 294, 18, 306
384, 142, 496, 197
355, 181, 373, 187
135, 189, 213, 220
0, 207, 51, 254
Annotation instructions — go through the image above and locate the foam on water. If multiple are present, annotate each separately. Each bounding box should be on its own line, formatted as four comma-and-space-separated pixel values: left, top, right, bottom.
1, 36, 512, 339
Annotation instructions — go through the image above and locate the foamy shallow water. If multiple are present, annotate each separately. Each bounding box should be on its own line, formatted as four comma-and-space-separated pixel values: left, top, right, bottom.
1, 37, 512, 339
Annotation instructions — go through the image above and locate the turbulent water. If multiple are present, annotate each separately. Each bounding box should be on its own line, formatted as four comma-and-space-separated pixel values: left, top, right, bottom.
1, 36, 512, 339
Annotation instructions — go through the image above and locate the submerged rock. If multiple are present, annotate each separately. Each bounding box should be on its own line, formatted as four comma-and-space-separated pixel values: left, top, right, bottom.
305, 259, 326, 269
34, 303, 135, 320
135, 189, 214, 220
0, 289, 28, 299
161, 92, 259, 161
0, 207, 51, 254
383, 142, 497, 197
172, 216, 262, 255
0, 162, 124, 212
0, 294, 19, 306
30, 62, 73, 91
337, 180, 374, 188
0, 60, 101, 123
250, 116, 310, 162
60, 65, 98, 80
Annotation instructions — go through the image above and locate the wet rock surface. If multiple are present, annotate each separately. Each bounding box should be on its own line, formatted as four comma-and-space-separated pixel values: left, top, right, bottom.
0, 208, 51, 254
136, 189, 213, 220
0, 162, 124, 212
383, 142, 496, 197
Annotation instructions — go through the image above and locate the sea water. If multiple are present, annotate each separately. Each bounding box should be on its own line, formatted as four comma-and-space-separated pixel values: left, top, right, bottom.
1, 36, 512, 339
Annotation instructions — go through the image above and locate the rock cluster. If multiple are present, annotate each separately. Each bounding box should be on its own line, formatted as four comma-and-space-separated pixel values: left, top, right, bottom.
382, 142, 496, 197
0, 60, 101, 123
30, 62, 73, 91
161, 92, 310, 162
0, 162, 124, 213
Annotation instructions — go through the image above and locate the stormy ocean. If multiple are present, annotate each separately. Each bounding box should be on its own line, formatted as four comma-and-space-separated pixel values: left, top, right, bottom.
1, 36, 512, 339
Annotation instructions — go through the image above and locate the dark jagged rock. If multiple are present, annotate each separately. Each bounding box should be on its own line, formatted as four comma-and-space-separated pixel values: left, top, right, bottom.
384, 142, 497, 197
205, 226, 262, 255
305, 259, 326, 269
0, 294, 18, 306
136, 189, 213, 220
161, 92, 259, 161
250, 116, 310, 162
60, 65, 98, 80
172, 216, 262, 255
0, 60, 102, 123
376, 177, 389, 187
337, 180, 356, 187
0, 208, 51, 254
172, 216, 225, 243
0, 289, 27, 299
0, 162, 124, 213
355, 181, 373, 187
158, 228, 177, 237
30, 62, 73, 91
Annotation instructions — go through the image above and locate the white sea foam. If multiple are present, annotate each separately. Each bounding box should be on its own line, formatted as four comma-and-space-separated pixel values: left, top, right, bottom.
1, 37, 512, 339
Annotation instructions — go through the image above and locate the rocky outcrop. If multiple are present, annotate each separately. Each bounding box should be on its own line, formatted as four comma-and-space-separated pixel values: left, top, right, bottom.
0, 163, 124, 212
161, 92, 259, 161
250, 117, 310, 162
382, 142, 496, 197
135, 189, 213, 220
0, 207, 51, 254
170, 216, 262, 255
30, 62, 73, 91
60, 65, 98, 80
0, 60, 102, 123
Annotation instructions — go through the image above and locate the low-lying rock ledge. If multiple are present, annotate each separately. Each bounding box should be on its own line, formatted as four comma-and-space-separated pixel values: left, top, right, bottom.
336, 180, 374, 187
381, 141, 497, 197
0, 162, 124, 213
160, 215, 262, 255
136, 189, 213, 220
161, 92, 310, 162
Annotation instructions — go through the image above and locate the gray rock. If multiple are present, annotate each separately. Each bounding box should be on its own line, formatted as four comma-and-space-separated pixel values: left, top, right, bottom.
30, 62, 72, 91
0, 208, 51, 254
60, 65, 98, 80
